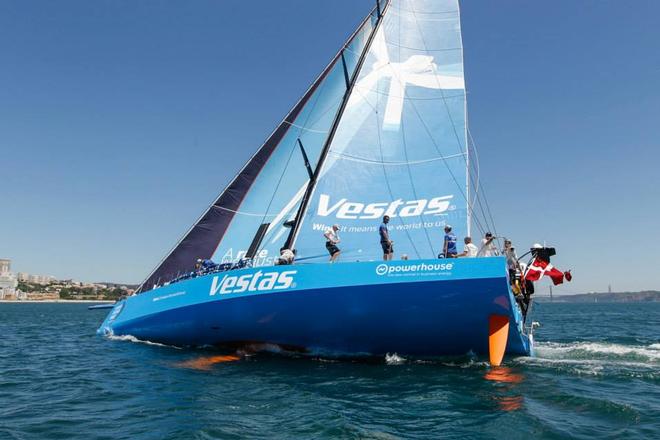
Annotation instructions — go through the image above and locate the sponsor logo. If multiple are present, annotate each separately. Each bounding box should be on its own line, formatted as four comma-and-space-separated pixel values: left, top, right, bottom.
317, 194, 453, 220
376, 264, 389, 276
375, 262, 454, 276
209, 270, 297, 296
108, 302, 124, 322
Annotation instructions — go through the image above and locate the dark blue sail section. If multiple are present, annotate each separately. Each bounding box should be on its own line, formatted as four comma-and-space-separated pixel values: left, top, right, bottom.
138, 7, 379, 293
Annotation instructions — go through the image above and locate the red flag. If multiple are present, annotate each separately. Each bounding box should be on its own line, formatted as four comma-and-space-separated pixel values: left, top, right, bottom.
525, 257, 570, 285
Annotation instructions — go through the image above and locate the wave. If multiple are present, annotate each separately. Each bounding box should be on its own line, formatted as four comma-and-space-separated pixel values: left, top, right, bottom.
385, 353, 406, 365
534, 341, 660, 362
515, 341, 659, 378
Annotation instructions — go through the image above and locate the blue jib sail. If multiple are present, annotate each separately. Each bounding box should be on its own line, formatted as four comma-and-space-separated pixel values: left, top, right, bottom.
294, 0, 468, 262
137, 6, 380, 291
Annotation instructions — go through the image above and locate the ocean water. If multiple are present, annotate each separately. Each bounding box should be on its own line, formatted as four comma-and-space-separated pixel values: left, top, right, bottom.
0, 302, 657, 439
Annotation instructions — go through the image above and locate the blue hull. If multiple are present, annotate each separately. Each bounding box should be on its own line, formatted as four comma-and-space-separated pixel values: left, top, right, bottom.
98, 258, 532, 357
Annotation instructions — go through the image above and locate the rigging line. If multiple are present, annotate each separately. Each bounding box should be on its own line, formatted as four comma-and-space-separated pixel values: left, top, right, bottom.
467, 131, 492, 236
254, 64, 329, 243
352, 80, 423, 259
256, 127, 300, 227
463, 125, 494, 237
353, 84, 467, 101
465, 136, 495, 237
389, 4, 459, 15
373, 72, 422, 260
283, 69, 363, 140
404, 5, 478, 222
326, 150, 466, 166
281, 121, 329, 134
252, 36, 353, 246
467, 127, 499, 237
396, 7, 436, 257
381, 40, 462, 53
389, 71, 488, 237
406, 2, 494, 236
388, 8, 460, 19
382, 55, 488, 236
400, 89, 437, 258
467, 127, 480, 216
215, 206, 279, 218
287, 0, 391, 250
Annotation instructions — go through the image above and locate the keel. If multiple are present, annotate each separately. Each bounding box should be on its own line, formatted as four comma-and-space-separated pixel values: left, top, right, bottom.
489, 315, 510, 366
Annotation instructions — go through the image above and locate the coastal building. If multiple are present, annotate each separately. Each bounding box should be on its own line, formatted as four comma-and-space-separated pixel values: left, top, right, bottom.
16, 272, 57, 285
28, 274, 56, 284
0, 259, 18, 300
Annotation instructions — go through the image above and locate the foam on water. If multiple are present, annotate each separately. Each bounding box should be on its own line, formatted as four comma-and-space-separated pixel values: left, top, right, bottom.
385, 353, 406, 365
516, 341, 660, 378
535, 341, 660, 362
106, 334, 179, 349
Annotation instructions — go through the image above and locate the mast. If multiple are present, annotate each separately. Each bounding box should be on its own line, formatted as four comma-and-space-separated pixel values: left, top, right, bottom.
285, 0, 390, 249
457, 0, 470, 239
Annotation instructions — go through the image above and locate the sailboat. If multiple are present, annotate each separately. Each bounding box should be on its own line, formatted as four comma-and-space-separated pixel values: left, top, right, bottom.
98, 0, 535, 365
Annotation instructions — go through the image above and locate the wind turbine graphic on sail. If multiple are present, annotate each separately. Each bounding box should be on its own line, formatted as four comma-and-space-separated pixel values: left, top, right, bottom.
352, 26, 464, 130
266, 25, 466, 245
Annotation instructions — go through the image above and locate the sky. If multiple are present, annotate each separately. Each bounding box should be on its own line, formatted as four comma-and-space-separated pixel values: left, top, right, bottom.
1, 0, 659, 293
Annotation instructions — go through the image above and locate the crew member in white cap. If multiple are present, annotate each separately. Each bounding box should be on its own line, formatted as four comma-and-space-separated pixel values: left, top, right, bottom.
324, 224, 341, 263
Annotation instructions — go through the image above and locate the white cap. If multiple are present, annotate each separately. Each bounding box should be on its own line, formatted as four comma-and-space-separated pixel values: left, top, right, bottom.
333, 224, 340, 230
532, 243, 543, 249
444, 224, 452, 229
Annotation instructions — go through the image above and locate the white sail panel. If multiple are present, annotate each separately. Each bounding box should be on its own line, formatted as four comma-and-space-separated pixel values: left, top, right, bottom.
295, 0, 468, 262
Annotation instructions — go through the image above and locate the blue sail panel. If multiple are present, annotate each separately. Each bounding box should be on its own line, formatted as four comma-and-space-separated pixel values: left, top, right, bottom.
295, 0, 468, 262
138, 8, 379, 290
207, 11, 378, 267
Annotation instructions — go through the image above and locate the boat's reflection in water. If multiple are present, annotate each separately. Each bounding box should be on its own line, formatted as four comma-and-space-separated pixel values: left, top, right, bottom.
175, 355, 240, 370
174, 350, 526, 412
484, 367, 525, 411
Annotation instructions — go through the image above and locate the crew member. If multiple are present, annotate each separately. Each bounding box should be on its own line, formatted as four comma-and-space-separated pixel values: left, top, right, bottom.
456, 237, 478, 258
442, 225, 458, 258
503, 239, 519, 277
196, 258, 217, 272
379, 215, 394, 261
275, 247, 295, 265
477, 232, 498, 257
324, 224, 341, 263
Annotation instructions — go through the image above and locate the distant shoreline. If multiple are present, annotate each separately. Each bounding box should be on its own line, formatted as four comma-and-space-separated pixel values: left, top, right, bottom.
535, 290, 659, 303
0, 300, 114, 304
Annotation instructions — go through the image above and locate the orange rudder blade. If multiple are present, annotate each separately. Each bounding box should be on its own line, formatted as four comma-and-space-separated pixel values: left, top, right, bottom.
488, 315, 510, 367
